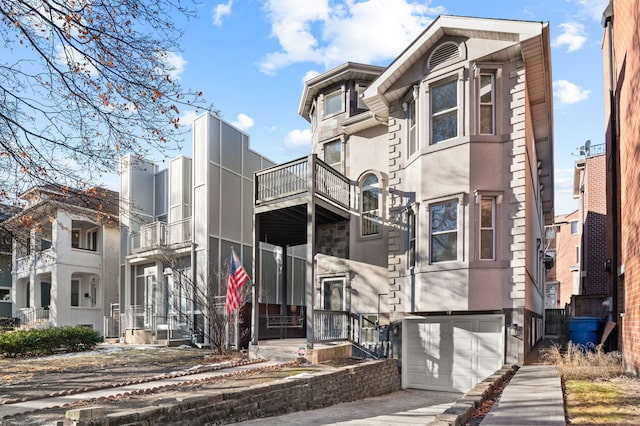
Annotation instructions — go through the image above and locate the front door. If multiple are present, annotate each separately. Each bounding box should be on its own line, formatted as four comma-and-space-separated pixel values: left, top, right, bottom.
40, 282, 51, 308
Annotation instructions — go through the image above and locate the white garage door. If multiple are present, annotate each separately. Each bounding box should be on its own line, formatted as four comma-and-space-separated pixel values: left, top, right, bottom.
402, 314, 504, 393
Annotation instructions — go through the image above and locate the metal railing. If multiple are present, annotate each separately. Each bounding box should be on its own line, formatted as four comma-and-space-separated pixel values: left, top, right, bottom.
255, 155, 351, 209
15, 306, 50, 328
104, 303, 120, 338
130, 217, 192, 252
586, 143, 605, 157
350, 313, 390, 358
120, 304, 190, 342
313, 310, 350, 342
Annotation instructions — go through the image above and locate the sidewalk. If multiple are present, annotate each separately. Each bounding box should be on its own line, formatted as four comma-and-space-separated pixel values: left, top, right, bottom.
480, 339, 566, 426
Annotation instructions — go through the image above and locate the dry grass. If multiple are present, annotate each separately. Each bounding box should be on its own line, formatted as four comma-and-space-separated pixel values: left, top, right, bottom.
542, 342, 626, 380
544, 343, 640, 425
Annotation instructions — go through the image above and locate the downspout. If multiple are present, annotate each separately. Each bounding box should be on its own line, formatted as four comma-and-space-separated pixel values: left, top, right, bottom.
602, 2, 618, 347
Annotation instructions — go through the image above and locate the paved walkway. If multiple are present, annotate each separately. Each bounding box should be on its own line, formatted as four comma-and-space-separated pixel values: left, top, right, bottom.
480, 338, 566, 426
236, 388, 461, 426
480, 365, 565, 425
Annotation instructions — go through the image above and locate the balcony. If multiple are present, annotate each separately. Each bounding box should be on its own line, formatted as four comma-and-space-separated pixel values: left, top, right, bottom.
255, 155, 351, 210
254, 155, 352, 247
130, 218, 192, 253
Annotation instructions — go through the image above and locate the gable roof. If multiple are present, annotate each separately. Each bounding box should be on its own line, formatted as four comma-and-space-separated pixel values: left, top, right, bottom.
362, 15, 554, 222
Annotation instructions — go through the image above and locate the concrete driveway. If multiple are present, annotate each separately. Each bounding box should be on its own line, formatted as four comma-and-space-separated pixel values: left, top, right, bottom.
236, 388, 461, 425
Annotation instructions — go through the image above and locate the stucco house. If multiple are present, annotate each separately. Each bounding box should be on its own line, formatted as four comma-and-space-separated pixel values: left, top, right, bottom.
252, 15, 554, 392
3, 185, 119, 334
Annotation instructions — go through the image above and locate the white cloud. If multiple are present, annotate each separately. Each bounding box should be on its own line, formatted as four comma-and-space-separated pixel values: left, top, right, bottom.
284, 128, 312, 150
553, 80, 590, 104
571, 0, 609, 21
213, 0, 233, 26
554, 168, 578, 214
178, 110, 199, 127
55, 44, 98, 77
232, 113, 254, 130
159, 51, 187, 81
259, 0, 445, 74
303, 70, 320, 83
552, 22, 587, 52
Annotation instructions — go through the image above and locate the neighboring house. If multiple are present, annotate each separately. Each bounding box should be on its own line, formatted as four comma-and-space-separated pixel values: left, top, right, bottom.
0, 204, 21, 318
573, 146, 607, 297
252, 15, 554, 392
602, 0, 640, 372
545, 211, 580, 309
3, 186, 119, 334
118, 112, 291, 346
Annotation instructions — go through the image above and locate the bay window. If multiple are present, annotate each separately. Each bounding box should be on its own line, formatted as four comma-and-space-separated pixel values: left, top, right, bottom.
479, 73, 495, 135
430, 200, 458, 262
479, 196, 496, 260
431, 79, 458, 144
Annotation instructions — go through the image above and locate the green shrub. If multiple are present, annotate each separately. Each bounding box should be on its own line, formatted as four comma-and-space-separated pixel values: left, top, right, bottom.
0, 326, 102, 357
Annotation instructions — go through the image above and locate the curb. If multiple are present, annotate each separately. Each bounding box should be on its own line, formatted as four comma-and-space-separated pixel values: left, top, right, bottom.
429, 364, 519, 426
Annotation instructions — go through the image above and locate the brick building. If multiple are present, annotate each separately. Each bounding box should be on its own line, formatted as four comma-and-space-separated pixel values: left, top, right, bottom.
574, 148, 607, 296
602, 0, 640, 372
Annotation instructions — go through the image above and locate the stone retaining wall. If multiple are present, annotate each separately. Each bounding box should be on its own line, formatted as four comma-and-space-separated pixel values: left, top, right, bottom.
72, 359, 400, 425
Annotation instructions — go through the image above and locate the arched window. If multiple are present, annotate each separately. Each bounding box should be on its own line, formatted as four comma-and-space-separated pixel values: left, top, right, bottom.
361, 174, 381, 236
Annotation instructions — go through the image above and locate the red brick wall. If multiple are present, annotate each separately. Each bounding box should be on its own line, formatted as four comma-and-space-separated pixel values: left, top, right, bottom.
608, 0, 640, 372
584, 155, 607, 295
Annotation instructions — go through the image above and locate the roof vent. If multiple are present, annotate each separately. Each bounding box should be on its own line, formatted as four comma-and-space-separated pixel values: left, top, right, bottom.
428, 42, 461, 70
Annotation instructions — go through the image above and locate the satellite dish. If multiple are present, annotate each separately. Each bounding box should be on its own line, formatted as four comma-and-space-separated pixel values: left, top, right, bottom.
584, 140, 591, 155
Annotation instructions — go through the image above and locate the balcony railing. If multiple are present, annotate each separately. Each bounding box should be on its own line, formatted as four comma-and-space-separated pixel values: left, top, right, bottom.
256, 155, 351, 209
15, 306, 50, 328
120, 304, 190, 342
313, 310, 350, 342
130, 217, 192, 253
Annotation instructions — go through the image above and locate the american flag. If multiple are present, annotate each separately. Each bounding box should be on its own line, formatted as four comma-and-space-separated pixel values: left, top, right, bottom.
225, 250, 249, 315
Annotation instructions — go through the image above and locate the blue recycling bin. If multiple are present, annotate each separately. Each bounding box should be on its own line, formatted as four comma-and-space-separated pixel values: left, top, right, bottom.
568, 316, 602, 348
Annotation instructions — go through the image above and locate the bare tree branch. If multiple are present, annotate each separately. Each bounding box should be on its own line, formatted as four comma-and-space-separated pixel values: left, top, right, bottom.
0, 0, 213, 203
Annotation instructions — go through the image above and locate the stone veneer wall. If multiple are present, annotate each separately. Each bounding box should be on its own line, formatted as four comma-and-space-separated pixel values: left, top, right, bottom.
505, 55, 528, 365
72, 359, 401, 426
386, 103, 404, 318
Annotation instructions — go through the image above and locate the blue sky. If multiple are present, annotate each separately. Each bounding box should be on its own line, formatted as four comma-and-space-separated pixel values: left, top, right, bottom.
132, 0, 608, 215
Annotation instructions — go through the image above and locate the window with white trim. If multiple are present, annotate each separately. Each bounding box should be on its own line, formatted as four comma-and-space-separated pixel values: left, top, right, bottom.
479, 72, 495, 135
361, 174, 381, 237
408, 209, 416, 269
324, 90, 343, 117
479, 196, 496, 260
430, 200, 458, 262
407, 97, 417, 156
431, 79, 458, 144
